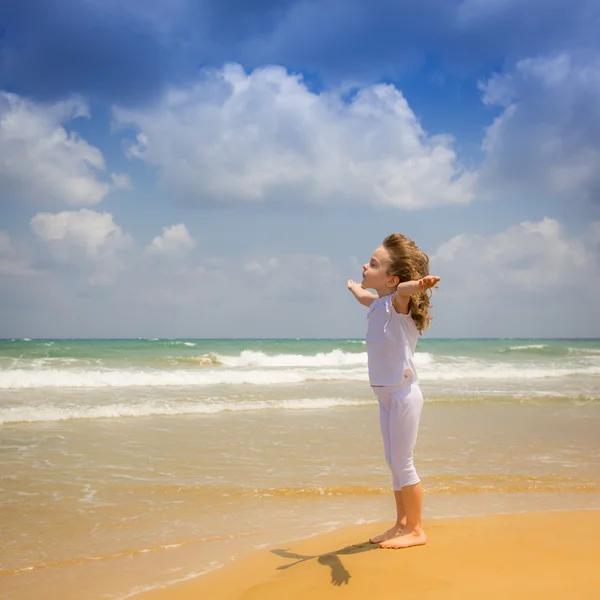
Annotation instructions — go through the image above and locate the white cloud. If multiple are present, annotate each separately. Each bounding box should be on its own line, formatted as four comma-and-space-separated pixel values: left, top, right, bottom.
433, 217, 593, 291
30, 210, 133, 284
479, 53, 600, 203
0, 92, 128, 205
31, 209, 133, 259
430, 217, 600, 337
144, 224, 195, 258
114, 64, 476, 209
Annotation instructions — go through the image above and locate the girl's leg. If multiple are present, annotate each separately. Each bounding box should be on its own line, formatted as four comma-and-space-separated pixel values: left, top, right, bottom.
370, 390, 406, 543
403, 482, 423, 531
370, 389, 408, 543
380, 385, 426, 549
393, 490, 407, 528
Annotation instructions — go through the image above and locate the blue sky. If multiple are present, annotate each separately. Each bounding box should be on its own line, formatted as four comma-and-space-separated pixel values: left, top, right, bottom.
1, 0, 599, 338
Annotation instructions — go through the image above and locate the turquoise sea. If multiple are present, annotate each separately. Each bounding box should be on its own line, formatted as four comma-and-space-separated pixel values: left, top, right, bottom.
1, 338, 599, 600
1, 338, 599, 423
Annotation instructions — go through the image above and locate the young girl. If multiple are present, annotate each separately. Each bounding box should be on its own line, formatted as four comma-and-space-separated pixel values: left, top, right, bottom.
348, 232, 439, 549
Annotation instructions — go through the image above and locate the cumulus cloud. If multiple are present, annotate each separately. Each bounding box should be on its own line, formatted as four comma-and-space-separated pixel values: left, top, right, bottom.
430, 217, 600, 336
479, 53, 600, 204
30, 209, 134, 284
144, 224, 195, 258
115, 64, 475, 209
433, 217, 591, 290
0, 92, 128, 206
31, 209, 133, 258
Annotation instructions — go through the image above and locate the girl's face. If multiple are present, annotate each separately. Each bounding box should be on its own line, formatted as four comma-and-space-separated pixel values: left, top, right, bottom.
362, 246, 396, 292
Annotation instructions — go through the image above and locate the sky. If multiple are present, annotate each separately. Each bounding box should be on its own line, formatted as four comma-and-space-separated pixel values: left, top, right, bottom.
1, 0, 600, 339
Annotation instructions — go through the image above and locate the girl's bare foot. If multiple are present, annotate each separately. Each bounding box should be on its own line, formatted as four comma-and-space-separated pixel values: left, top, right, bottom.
379, 528, 426, 549
369, 524, 404, 544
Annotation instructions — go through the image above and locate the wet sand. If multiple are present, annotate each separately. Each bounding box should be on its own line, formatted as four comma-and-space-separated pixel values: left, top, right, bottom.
134, 510, 600, 600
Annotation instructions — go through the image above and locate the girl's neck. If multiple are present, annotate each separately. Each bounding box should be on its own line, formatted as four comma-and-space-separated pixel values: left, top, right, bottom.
375, 287, 395, 298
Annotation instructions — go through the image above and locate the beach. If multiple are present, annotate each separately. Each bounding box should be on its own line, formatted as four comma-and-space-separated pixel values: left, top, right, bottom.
135, 510, 600, 600
1, 338, 600, 599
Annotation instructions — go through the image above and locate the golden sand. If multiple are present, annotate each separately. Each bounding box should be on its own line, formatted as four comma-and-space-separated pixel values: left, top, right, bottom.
135, 510, 600, 600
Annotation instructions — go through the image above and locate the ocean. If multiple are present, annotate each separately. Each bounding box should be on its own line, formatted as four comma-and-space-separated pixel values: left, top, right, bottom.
1, 338, 599, 599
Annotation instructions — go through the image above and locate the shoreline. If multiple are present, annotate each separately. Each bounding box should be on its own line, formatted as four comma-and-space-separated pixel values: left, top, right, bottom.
130, 509, 600, 600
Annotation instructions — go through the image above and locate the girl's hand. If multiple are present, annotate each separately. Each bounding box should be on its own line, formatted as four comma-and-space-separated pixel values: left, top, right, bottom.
348, 279, 378, 306
417, 276, 440, 290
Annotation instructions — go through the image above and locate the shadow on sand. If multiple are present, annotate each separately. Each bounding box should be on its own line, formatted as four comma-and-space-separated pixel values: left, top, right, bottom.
271, 540, 378, 586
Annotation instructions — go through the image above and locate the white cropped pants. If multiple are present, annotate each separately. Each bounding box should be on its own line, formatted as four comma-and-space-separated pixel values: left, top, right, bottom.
373, 383, 423, 490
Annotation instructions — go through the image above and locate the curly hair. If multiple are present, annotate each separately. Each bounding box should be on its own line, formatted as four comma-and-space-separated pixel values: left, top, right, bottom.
382, 233, 433, 334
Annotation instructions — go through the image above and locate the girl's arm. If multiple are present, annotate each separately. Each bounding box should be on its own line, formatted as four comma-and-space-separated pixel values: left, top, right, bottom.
392, 276, 440, 314
347, 279, 378, 307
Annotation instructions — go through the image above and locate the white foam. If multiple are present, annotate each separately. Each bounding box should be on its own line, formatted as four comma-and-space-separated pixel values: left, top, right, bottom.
571, 347, 600, 355
414, 352, 434, 366
217, 349, 366, 368
508, 344, 548, 350
1, 356, 599, 389
0, 397, 376, 424
0, 367, 368, 389
419, 364, 600, 381
217, 349, 432, 368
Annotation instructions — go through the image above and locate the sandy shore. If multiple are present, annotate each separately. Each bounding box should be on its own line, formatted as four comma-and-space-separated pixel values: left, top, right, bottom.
134, 510, 600, 600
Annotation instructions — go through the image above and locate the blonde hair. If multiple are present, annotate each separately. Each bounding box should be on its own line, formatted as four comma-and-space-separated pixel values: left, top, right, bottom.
382, 233, 433, 334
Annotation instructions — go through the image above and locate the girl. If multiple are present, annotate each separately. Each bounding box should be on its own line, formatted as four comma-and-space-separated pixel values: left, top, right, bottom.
348, 232, 439, 549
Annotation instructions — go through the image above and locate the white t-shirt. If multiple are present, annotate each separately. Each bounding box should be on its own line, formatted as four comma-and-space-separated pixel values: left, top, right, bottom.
366, 293, 419, 386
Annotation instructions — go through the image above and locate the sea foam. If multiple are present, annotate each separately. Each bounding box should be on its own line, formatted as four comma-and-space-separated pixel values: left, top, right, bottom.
0, 397, 375, 424
1, 361, 598, 389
